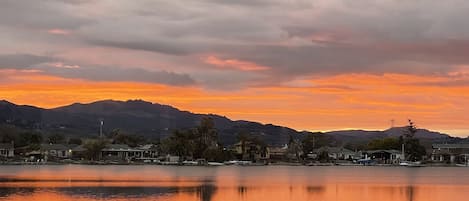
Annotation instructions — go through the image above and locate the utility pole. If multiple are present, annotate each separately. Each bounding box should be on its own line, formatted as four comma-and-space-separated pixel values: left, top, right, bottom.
401, 143, 405, 161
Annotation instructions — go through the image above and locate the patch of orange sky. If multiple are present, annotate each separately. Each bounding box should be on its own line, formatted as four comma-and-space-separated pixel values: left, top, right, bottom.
1, 69, 469, 137
203, 56, 271, 71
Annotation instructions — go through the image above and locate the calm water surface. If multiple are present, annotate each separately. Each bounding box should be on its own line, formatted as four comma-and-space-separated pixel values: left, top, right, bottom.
0, 165, 468, 201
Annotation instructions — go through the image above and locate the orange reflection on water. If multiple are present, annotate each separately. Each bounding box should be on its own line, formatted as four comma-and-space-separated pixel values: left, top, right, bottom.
3, 184, 468, 201
1, 165, 469, 201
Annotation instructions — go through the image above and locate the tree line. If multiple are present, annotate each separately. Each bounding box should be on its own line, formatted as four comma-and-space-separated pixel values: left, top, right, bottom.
0, 118, 427, 162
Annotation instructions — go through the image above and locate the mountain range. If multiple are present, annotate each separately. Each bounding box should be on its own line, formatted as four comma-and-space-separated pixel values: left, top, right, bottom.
0, 99, 460, 146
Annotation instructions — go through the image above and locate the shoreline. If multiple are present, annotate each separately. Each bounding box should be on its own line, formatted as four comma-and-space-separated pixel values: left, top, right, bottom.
0, 161, 464, 167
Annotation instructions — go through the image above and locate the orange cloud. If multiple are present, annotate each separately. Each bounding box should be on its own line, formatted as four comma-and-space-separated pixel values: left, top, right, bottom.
203, 56, 270, 71
47, 29, 71, 35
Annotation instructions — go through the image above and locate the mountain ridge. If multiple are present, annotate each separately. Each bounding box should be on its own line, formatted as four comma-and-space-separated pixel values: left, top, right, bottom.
0, 99, 458, 146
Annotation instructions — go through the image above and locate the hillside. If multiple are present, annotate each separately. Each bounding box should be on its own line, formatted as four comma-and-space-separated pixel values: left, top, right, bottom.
0, 100, 299, 145
0, 99, 458, 146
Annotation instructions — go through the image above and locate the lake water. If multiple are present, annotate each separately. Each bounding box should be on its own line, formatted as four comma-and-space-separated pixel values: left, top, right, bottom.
0, 165, 468, 201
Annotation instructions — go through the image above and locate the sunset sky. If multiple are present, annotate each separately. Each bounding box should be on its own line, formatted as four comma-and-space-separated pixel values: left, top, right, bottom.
1, 0, 469, 136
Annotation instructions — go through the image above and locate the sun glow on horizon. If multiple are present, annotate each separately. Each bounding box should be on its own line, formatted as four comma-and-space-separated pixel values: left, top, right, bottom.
2, 69, 469, 137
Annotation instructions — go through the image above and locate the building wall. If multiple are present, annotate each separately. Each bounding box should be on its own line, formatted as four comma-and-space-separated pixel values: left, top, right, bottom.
0, 149, 14, 157
44, 149, 70, 158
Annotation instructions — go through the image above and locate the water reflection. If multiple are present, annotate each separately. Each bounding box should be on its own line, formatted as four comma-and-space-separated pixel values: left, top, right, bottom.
306, 185, 325, 193
193, 184, 217, 201
237, 185, 248, 197
59, 186, 180, 197
406, 186, 415, 201
0, 165, 468, 201
0, 187, 35, 198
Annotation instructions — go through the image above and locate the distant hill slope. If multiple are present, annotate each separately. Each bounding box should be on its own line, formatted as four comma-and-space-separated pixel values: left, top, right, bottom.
325, 127, 453, 148
326, 127, 449, 141
0, 100, 299, 145
0, 99, 457, 146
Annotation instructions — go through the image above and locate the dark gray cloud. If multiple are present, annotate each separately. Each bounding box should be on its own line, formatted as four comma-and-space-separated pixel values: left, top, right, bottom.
222, 39, 469, 77
43, 65, 196, 86
0, 54, 55, 68
0, 53, 195, 86
0, 0, 93, 30
88, 39, 193, 56
76, 1, 469, 75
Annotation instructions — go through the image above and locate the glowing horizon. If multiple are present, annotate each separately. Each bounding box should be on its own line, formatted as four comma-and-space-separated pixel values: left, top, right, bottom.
2, 69, 469, 137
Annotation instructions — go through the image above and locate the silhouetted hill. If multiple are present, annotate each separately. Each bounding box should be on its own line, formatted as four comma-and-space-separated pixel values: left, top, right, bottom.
326, 127, 449, 142
383, 127, 449, 139
0, 100, 299, 145
0, 99, 459, 146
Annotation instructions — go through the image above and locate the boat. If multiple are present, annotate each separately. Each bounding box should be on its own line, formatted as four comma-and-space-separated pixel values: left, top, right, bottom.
224, 160, 240, 165
356, 153, 375, 166
400, 161, 425, 167
207, 162, 224, 166
399, 143, 425, 167
182, 160, 198, 166
407, 161, 425, 167
236, 161, 253, 166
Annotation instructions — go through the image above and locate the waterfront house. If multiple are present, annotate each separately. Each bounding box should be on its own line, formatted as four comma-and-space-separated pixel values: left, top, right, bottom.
306, 147, 360, 161
41, 144, 71, 159
0, 143, 14, 158
138, 144, 159, 158
316, 147, 358, 160
233, 141, 270, 162
431, 144, 469, 164
364, 150, 403, 164
101, 144, 144, 161
269, 144, 288, 160
165, 154, 180, 163
70, 145, 87, 159
131, 144, 160, 162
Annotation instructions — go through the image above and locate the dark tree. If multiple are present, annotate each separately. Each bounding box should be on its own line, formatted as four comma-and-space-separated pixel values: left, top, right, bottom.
83, 139, 108, 161
367, 138, 400, 150
302, 132, 335, 156
402, 119, 426, 161
110, 129, 145, 147
193, 117, 219, 159
68, 138, 83, 145
47, 133, 65, 144
163, 130, 195, 160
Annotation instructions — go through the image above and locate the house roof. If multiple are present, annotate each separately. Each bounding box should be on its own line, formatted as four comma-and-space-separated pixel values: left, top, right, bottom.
0, 143, 13, 149
366, 150, 402, 154
71, 145, 87, 152
316, 147, 354, 154
107, 144, 131, 149
433, 144, 469, 149
432, 149, 451, 155
41, 144, 69, 151
103, 144, 141, 152
138, 144, 158, 150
